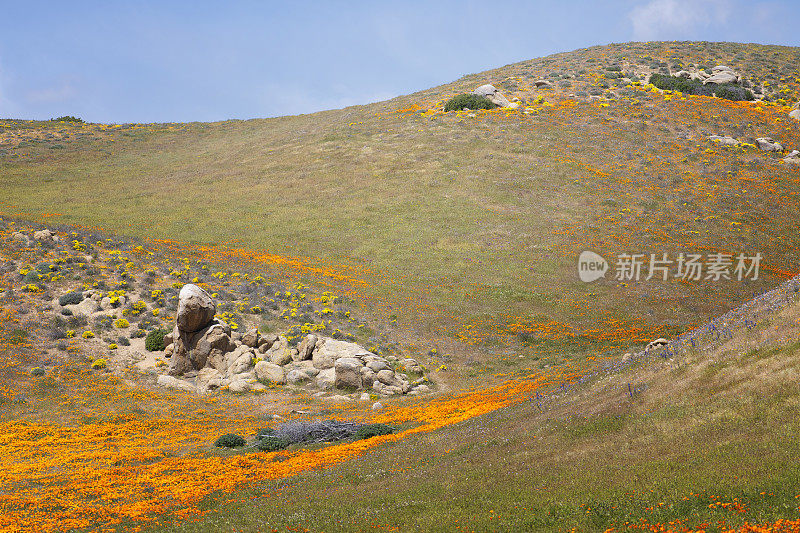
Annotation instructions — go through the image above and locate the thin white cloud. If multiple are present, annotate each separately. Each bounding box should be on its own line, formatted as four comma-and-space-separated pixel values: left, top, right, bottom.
25, 78, 76, 104
629, 0, 732, 40
0, 58, 18, 117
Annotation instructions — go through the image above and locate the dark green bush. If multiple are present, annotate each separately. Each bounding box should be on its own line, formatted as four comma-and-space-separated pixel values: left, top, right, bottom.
354, 423, 394, 440
713, 84, 755, 101
443, 93, 497, 112
256, 435, 289, 452
118, 336, 131, 346
145, 328, 169, 351
51, 115, 83, 123
648, 74, 754, 101
59, 292, 84, 306
214, 433, 245, 448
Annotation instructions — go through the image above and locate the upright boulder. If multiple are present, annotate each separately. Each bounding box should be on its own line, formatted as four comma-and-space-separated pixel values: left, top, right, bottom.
176, 284, 216, 333
169, 284, 229, 376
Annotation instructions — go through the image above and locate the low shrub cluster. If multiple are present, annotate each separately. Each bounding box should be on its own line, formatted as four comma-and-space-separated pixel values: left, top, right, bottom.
58, 292, 83, 306
443, 93, 497, 112
649, 74, 754, 101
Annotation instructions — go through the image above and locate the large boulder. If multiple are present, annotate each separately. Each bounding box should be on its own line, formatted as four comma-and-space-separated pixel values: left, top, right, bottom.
312, 338, 374, 369
334, 357, 364, 389
176, 284, 216, 333
790, 109, 800, 121
472, 84, 512, 107
703, 66, 740, 85
294, 334, 317, 361
255, 361, 285, 384
33, 229, 57, 243
169, 319, 233, 375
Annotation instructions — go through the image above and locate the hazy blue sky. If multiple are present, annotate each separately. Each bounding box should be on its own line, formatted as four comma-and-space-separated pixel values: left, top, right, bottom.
1, 0, 798, 123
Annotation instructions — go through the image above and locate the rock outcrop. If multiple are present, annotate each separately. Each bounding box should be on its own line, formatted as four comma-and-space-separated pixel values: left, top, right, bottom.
703, 65, 740, 85
472, 84, 513, 107
159, 284, 429, 396
755, 137, 783, 152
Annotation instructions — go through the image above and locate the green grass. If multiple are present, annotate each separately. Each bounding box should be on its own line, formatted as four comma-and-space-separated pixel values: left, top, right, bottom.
137, 338, 800, 532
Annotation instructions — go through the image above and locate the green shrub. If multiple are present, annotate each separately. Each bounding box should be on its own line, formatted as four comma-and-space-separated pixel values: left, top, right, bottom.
30, 367, 45, 376
145, 328, 169, 351
648, 74, 754, 101
214, 433, 245, 448
354, 423, 394, 440
256, 435, 289, 452
51, 115, 83, 123
443, 93, 497, 112
59, 292, 84, 306
118, 336, 131, 346
713, 83, 755, 101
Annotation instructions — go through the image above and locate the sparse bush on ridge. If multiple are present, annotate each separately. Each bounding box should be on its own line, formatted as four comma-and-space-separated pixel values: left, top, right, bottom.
51, 116, 83, 123
649, 73, 754, 101
443, 93, 497, 112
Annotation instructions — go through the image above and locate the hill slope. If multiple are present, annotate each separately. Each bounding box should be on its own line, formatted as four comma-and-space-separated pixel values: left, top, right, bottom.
2, 41, 800, 373
145, 276, 800, 532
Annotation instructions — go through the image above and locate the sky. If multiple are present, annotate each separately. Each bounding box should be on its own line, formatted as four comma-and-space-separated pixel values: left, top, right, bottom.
0, 0, 798, 123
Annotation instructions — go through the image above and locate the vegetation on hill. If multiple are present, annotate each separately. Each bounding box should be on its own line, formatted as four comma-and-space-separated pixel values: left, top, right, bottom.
648, 73, 755, 101
443, 93, 497, 111
2, 40, 800, 531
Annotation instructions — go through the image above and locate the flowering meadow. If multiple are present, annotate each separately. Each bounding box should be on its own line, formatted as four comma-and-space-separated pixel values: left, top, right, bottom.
2, 41, 800, 531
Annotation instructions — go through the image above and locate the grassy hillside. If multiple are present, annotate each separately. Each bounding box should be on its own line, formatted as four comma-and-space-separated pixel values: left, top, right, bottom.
3, 41, 800, 532
142, 279, 800, 533
3, 42, 800, 372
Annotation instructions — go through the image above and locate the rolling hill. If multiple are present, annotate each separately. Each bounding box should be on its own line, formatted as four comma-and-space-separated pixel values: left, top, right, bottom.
2, 40, 800, 532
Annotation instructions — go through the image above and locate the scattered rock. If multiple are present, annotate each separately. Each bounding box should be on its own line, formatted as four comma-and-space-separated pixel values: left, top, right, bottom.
789, 109, 800, 122
756, 137, 783, 152
315, 368, 336, 390
11, 232, 29, 245
228, 379, 251, 393
241, 328, 260, 348
533, 79, 553, 88
33, 229, 58, 243
294, 334, 317, 361
646, 338, 669, 351
312, 338, 374, 369
372, 401, 384, 411
708, 135, 741, 147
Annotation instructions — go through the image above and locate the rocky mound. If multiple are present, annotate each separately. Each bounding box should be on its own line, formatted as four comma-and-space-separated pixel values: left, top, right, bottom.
160, 284, 429, 397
